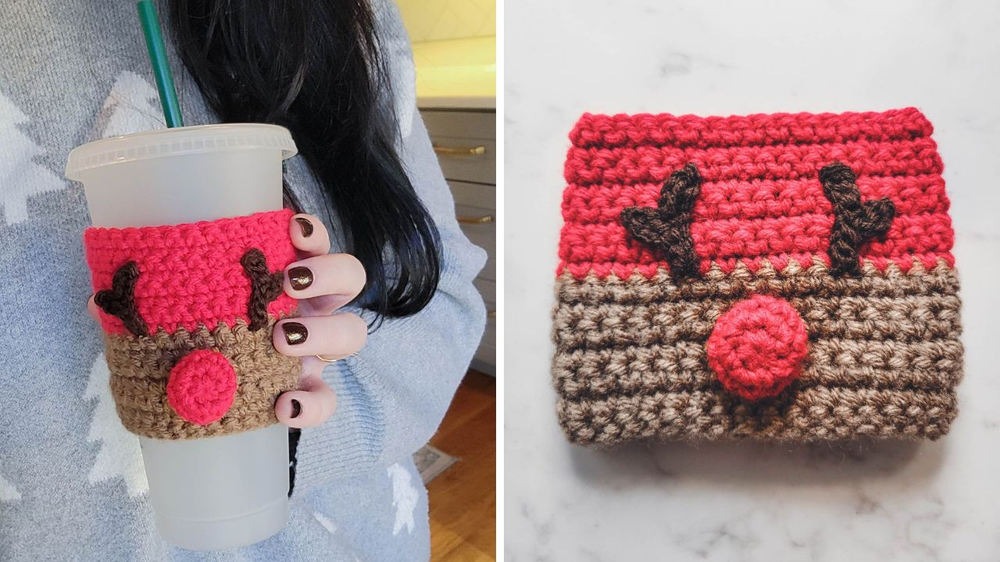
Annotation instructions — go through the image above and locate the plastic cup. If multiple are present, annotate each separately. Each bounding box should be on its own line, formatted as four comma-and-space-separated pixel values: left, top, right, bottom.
66, 124, 298, 550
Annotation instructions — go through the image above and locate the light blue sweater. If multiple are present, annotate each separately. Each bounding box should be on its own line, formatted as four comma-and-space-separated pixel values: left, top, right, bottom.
0, 1, 487, 560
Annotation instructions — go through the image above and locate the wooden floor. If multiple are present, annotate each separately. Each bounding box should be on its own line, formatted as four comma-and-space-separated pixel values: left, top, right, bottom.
428, 370, 496, 561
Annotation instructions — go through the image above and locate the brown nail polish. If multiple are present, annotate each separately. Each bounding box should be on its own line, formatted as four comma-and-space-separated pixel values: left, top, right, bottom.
288, 266, 313, 291
295, 217, 314, 238
283, 322, 308, 345
290, 399, 302, 419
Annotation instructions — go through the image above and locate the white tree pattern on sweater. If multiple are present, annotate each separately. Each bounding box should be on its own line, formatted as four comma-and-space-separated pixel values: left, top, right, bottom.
96, 71, 164, 139
388, 463, 418, 535
0, 463, 21, 502
84, 354, 148, 497
0, 91, 67, 225
313, 511, 337, 535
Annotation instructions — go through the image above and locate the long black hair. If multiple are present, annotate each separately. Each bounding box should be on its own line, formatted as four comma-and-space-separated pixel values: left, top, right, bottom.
167, 0, 440, 319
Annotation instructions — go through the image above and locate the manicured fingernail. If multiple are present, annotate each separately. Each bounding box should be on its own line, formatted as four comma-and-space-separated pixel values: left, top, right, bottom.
290, 399, 301, 419
283, 322, 308, 345
295, 217, 314, 238
288, 266, 313, 291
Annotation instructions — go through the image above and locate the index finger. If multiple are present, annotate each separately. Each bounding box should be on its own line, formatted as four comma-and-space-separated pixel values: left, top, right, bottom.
290, 213, 331, 258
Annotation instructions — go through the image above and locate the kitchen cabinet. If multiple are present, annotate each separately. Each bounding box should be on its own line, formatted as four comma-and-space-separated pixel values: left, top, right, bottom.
422, 108, 496, 376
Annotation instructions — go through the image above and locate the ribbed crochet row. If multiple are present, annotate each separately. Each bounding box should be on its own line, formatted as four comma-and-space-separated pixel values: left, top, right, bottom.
85, 209, 298, 335
565, 138, 942, 185
569, 107, 933, 149
556, 388, 957, 443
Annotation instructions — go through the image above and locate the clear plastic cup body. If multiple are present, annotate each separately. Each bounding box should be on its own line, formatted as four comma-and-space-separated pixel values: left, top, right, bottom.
67, 124, 298, 550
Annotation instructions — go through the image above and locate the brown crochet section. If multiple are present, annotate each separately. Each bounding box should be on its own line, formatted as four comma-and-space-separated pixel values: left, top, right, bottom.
94, 261, 147, 337
241, 248, 285, 331
620, 164, 702, 279
104, 317, 301, 439
819, 163, 896, 276
552, 258, 963, 444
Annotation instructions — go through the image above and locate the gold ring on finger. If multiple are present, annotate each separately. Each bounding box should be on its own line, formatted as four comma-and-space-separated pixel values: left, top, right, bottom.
314, 352, 359, 364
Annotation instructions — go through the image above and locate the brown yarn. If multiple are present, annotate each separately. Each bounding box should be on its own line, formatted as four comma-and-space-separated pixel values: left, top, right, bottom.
94, 262, 147, 337
620, 164, 702, 278
240, 248, 285, 331
103, 317, 300, 439
819, 163, 896, 276
551, 258, 963, 445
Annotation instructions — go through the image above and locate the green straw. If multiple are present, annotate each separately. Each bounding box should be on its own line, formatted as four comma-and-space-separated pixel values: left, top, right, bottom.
137, 0, 183, 127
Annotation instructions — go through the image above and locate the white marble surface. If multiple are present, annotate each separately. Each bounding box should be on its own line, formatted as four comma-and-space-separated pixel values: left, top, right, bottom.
504, 1, 1000, 560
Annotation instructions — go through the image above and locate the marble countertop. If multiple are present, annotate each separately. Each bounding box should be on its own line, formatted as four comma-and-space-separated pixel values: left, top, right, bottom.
504, 1, 1000, 560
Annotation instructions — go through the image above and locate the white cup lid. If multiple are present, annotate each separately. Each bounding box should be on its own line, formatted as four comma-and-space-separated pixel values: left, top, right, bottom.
65, 123, 298, 180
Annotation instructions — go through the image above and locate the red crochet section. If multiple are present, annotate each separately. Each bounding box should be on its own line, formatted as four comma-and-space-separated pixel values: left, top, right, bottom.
166, 349, 238, 425
85, 209, 297, 335
706, 295, 808, 401
569, 107, 933, 149
558, 108, 955, 279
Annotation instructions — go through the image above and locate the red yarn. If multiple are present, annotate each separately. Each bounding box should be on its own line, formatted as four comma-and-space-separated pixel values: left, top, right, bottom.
165, 349, 238, 425
558, 108, 955, 279
706, 295, 809, 401
569, 107, 933, 149
84, 209, 298, 335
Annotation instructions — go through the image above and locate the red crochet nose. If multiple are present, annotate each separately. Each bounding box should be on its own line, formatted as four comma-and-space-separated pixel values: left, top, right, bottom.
706, 295, 809, 401
166, 349, 238, 425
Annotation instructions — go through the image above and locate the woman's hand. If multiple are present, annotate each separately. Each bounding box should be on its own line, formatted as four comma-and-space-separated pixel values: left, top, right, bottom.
271, 213, 367, 428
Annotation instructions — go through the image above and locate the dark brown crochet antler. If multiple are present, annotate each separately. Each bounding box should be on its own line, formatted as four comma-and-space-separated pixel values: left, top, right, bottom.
819, 162, 896, 277
620, 163, 702, 279
240, 248, 284, 331
94, 261, 148, 337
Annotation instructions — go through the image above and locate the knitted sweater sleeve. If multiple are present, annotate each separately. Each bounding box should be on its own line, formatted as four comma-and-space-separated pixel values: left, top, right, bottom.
289, 2, 488, 493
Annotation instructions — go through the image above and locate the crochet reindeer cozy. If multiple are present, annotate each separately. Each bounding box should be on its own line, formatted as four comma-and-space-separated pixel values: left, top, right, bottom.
85, 209, 301, 439
553, 108, 963, 445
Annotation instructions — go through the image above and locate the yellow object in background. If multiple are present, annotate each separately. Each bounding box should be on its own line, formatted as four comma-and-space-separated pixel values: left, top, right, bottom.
396, 0, 496, 109
396, 0, 495, 42
412, 37, 495, 109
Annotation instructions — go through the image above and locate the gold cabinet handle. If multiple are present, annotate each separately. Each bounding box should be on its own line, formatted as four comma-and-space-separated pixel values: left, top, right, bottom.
434, 144, 486, 156
487, 309, 497, 319
457, 214, 494, 224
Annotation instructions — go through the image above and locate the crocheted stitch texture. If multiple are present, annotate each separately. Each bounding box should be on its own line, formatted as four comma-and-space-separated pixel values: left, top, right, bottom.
85, 209, 298, 335
706, 294, 809, 401
165, 349, 239, 426
554, 108, 963, 445
105, 318, 300, 439
85, 209, 300, 439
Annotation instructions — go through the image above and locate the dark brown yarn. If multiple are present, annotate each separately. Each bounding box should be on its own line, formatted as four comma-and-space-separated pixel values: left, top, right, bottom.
620, 164, 702, 279
819, 162, 896, 276
94, 261, 148, 337
240, 248, 285, 331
